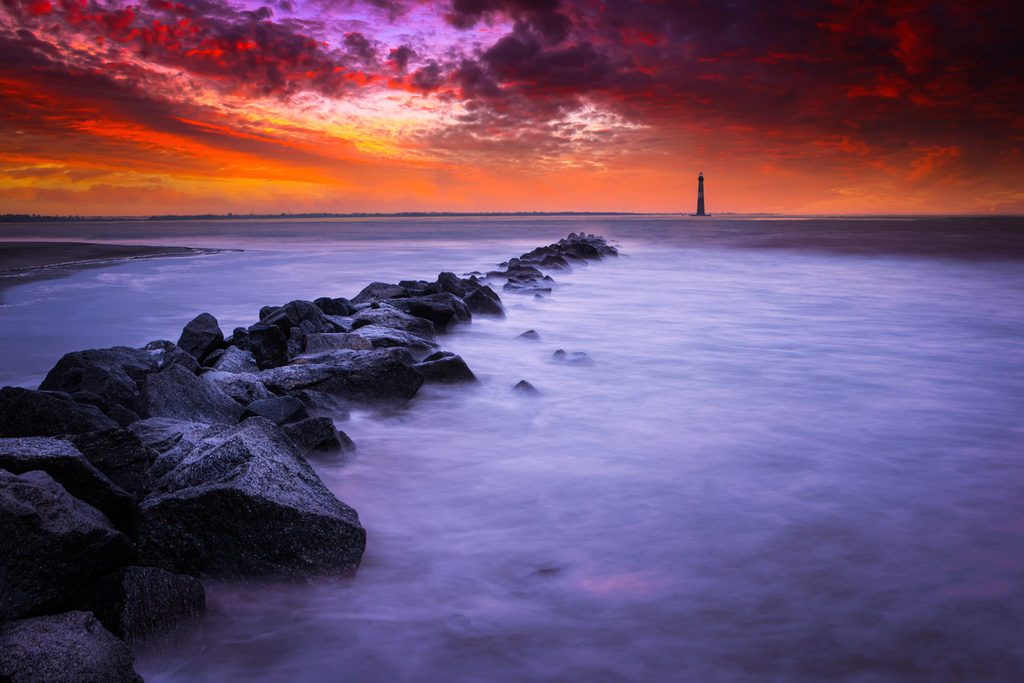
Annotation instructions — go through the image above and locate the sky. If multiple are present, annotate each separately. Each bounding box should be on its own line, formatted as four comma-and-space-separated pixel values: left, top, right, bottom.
1, 0, 1022, 215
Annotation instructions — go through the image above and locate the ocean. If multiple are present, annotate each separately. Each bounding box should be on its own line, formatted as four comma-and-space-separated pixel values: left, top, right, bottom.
2, 215, 1023, 681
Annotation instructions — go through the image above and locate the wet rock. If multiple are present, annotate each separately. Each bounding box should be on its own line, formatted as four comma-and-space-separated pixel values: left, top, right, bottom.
66, 429, 158, 498
201, 348, 225, 368
246, 323, 289, 370
225, 327, 250, 351
128, 418, 221, 456
202, 371, 273, 406
314, 297, 355, 317
290, 390, 352, 420
323, 314, 355, 333
512, 380, 540, 396
552, 349, 596, 366
137, 417, 366, 578
211, 346, 260, 374
0, 387, 118, 437
414, 354, 477, 384
107, 404, 142, 428
0, 470, 134, 621
68, 566, 205, 650
0, 437, 137, 535
240, 396, 309, 425
350, 282, 410, 305
138, 365, 243, 425
38, 346, 159, 416
350, 325, 439, 359
258, 348, 424, 407
176, 313, 224, 363
304, 333, 373, 353
351, 305, 436, 340
0, 611, 143, 683
144, 340, 200, 374
464, 286, 505, 317
385, 293, 471, 332
517, 330, 541, 341
539, 254, 571, 270
282, 417, 355, 456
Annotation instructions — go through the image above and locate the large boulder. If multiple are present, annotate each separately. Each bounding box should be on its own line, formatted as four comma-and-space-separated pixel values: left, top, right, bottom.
239, 396, 309, 425
260, 300, 331, 337
304, 333, 373, 353
128, 418, 223, 456
38, 346, 159, 416
0, 437, 137, 535
349, 325, 439, 359
68, 566, 205, 650
0, 611, 143, 683
138, 365, 243, 425
137, 417, 366, 578
247, 323, 289, 370
258, 348, 424, 407
350, 282, 410, 305
66, 429, 158, 498
202, 371, 273, 406
210, 346, 260, 374
282, 417, 355, 456
0, 387, 118, 437
351, 305, 436, 339
414, 353, 478, 384
143, 340, 200, 374
465, 285, 505, 317
176, 312, 224, 363
0, 470, 134, 621
385, 293, 471, 332
314, 296, 355, 316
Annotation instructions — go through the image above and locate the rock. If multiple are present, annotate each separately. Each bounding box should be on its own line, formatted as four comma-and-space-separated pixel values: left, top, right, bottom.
350, 325, 439, 359
0, 437, 137, 535
0, 611, 143, 683
314, 297, 355, 317
225, 327, 250, 351
107, 404, 142, 428
0, 387, 118, 437
465, 286, 505, 317
385, 293, 472, 332
552, 349, 596, 366
176, 313, 224, 363
351, 305, 436, 340
68, 566, 205, 650
304, 333, 373, 353
202, 371, 273, 406
211, 346, 260, 374
260, 300, 331, 337
414, 355, 477, 384
282, 417, 355, 456
289, 390, 352, 420
517, 330, 541, 341
128, 418, 221, 459
240, 396, 309, 425
137, 417, 366, 578
66, 429, 158, 498
258, 348, 424, 407
350, 282, 410, 305
38, 346, 159, 416
246, 323, 289, 370
512, 380, 540, 396
539, 254, 572, 270
144, 340, 200, 374
0, 470, 134, 621
322, 314, 355, 333
201, 348, 225, 368
139, 365, 243, 425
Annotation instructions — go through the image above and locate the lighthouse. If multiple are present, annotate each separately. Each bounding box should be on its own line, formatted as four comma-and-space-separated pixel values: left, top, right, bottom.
696, 172, 706, 216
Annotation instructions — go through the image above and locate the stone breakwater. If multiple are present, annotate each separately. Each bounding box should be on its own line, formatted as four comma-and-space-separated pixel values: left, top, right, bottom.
0, 232, 617, 682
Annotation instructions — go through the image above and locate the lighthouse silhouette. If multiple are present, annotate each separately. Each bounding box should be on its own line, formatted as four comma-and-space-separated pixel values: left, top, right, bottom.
696, 172, 706, 216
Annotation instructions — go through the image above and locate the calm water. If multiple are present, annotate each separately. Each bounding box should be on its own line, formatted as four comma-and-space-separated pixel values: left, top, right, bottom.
2, 216, 1023, 681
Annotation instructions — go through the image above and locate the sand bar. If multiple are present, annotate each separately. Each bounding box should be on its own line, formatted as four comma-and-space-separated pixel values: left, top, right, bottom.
0, 241, 223, 273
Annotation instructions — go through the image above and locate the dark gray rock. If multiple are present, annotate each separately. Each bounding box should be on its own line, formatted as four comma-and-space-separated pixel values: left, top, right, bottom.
0, 470, 134, 621
350, 282, 410, 305
258, 348, 424, 407
517, 330, 541, 341
240, 396, 309, 425
322, 314, 355, 333
552, 349, 596, 366
247, 323, 289, 370
0, 611, 143, 683
107, 404, 142, 428
290, 390, 352, 420
512, 380, 540, 396
351, 305, 436, 339
0, 387, 118, 437
465, 286, 505, 317
414, 355, 477, 384
200, 348, 225, 368
68, 566, 205, 650
282, 417, 355, 456
315, 297, 355, 317
304, 333, 373, 353
66, 429, 158, 498
144, 340, 200, 374
350, 325, 439, 359
202, 371, 273, 406
386, 293, 472, 332
128, 418, 221, 456
137, 417, 366, 578
176, 313, 224, 363
0, 437, 137, 535
139, 365, 243, 425
38, 346, 159, 416
226, 327, 250, 352
211, 346, 260, 374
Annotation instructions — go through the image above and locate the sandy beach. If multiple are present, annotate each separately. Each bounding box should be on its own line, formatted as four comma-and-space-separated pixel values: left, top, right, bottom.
0, 242, 214, 273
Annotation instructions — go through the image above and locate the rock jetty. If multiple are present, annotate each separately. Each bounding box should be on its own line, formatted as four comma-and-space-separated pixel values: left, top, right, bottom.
0, 232, 617, 680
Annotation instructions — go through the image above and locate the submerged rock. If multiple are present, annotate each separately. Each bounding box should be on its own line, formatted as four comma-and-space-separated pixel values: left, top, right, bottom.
551, 349, 596, 366
464, 286, 505, 317
512, 380, 541, 396
0, 387, 118, 438
137, 417, 366, 578
414, 354, 477, 384
517, 330, 541, 341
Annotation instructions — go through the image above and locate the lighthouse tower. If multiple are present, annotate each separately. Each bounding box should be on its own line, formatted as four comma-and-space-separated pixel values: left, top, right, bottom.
696, 172, 706, 216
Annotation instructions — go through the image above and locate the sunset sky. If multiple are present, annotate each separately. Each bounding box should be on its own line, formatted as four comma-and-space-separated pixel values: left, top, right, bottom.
1, 0, 1022, 215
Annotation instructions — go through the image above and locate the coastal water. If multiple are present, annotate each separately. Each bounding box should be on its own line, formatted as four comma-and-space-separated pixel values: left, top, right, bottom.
2, 216, 1023, 681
